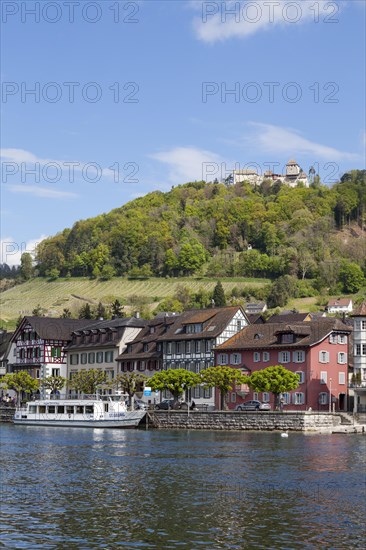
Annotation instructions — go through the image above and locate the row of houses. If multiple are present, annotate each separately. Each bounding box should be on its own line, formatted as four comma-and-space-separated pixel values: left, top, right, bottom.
1, 302, 366, 413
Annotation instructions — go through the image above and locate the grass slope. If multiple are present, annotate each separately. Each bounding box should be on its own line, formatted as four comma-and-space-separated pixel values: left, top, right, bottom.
0, 276, 270, 325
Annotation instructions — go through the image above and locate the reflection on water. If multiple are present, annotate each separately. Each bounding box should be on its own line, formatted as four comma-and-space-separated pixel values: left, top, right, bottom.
1, 426, 365, 549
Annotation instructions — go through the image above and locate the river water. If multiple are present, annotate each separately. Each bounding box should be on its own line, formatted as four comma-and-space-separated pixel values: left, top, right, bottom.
0, 425, 365, 549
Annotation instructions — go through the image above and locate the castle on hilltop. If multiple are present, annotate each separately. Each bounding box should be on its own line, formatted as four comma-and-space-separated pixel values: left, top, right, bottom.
233, 159, 309, 188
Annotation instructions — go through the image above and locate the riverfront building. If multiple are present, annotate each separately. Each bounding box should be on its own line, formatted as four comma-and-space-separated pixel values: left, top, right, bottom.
351, 302, 366, 413
215, 318, 352, 411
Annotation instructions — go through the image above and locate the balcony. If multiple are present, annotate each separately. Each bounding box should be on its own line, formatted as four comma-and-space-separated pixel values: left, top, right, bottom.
15, 357, 43, 365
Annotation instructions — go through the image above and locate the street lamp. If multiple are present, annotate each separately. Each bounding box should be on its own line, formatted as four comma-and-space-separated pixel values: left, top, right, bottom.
329, 378, 332, 413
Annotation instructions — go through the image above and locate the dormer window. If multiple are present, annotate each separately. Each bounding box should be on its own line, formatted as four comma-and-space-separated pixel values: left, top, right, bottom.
143, 343, 149, 352
186, 323, 203, 334
127, 344, 133, 353
280, 333, 294, 344
150, 326, 155, 334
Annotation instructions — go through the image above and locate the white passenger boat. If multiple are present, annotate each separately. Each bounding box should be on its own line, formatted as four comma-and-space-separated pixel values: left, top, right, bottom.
13, 394, 146, 428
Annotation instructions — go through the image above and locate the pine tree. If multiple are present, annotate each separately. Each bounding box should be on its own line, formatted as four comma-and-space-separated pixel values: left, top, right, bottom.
79, 303, 93, 319
95, 302, 106, 319
111, 299, 124, 318
212, 281, 226, 307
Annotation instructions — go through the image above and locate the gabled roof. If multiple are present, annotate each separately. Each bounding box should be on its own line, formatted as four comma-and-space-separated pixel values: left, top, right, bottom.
116, 318, 172, 361
246, 314, 265, 325
266, 312, 311, 324
216, 318, 351, 351
0, 331, 13, 359
327, 298, 352, 307
12, 317, 94, 342
351, 301, 366, 317
74, 316, 147, 333
158, 306, 247, 341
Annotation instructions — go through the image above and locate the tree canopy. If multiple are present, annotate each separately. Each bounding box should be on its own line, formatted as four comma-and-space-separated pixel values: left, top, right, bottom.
2, 371, 39, 403
247, 365, 300, 408
69, 369, 107, 395
200, 366, 248, 410
148, 369, 201, 402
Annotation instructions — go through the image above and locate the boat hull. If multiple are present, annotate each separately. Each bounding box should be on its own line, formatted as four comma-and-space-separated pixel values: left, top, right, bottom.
13, 417, 144, 428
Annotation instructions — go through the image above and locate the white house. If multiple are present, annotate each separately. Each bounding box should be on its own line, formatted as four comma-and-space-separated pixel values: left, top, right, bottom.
327, 298, 353, 314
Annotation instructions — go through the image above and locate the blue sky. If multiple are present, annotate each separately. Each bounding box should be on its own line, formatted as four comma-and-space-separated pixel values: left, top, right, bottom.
1, 0, 365, 264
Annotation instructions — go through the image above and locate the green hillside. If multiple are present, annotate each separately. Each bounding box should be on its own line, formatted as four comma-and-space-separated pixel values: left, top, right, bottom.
0, 276, 270, 326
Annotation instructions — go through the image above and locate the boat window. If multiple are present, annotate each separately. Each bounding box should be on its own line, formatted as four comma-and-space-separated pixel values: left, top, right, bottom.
57, 405, 65, 414
66, 406, 74, 414
48, 406, 56, 414
39, 405, 46, 413
76, 405, 84, 414
104, 404, 109, 412
29, 405, 36, 413
85, 405, 94, 414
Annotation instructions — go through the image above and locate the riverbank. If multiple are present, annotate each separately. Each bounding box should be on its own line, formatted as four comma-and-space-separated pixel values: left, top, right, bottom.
147, 410, 366, 434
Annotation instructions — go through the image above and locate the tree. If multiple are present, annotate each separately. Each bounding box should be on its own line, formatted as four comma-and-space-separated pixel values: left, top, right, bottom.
78, 303, 93, 319
115, 372, 147, 410
267, 275, 298, 308
148, 369, 201, 405
95, 302, 107, 319
212, 281, 226, 307
111, 299, 125, 318
32, 304, 45, 316
61, 308, 72, 318
69, 369, 107, 395
200, 366, 248, 410
339, 261, 365, 293
246, 365, 300, 409
41, 375, 66, 395
100, 265, 115, 280
2, 371, 39, 404
20, 252, 33, 280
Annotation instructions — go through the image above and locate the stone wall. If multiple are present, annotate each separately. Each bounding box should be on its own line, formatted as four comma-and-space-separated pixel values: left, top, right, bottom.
0, 406, 16, 422
147, 410, 342, 433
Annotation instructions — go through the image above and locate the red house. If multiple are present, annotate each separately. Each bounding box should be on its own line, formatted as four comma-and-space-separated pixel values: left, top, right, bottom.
214, 318, 351, 411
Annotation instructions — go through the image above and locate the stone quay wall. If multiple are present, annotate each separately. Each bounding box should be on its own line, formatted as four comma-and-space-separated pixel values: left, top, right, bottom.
147, 411, 342, 433
0, 405, 16, 422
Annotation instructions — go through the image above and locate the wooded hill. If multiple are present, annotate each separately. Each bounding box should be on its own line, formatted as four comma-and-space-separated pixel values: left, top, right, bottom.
34, 170, 366, 288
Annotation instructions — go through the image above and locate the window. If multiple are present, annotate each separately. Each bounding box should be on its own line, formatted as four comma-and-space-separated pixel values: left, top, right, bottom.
278, 351, 290, 363
253, 392, 258, 401
203, 387, 212, 399
262, 392, 270, 403
338, 352, 346, 364
231, 392, 237, 403
150, 326, 155, 334
363, 344, 366, 356
355, 344, 361, 356
195, 340, 201, 353
293, 351, 305, 363
281, 333, 294, 344
253, 352, 260, 362
319, 392, 328, 405
105, 370, 115, 380
70, 354, 79, 365
231, 353, 241, 365
96, 352, 103, 363
263, 352, 270, 362
105, 351, 114, 363
329, 334, 337, 344
167, 343, 172, 354
218, 353, 228, 365
51, 368, 60, 377
339, 372, 345, 385
319, 351, 329, 363
156, 343, 162, 352
237, 320, 242, 332
293, 392, 304, 405
176, 343, 181, 355
88, 352, 95, 364
186, 323, 203, 334
282, 393, 291, 404
362, 320, 366, 330
186, 341, 191, 354
338, 335, 347, 344
36, 369, 40, 379
320, 371, 327, 384
143, 343, 149, 353
57, 405, 65, 414
295, 371, 305, 384
81, 353, 87, 365
51, 347, 61, 358
205, 340, 212, 353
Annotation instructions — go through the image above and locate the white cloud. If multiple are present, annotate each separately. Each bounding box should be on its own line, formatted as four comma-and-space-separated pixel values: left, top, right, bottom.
1, 235, 47, 266
191, 1, 346, 44
5, 185, 78, 199
149, 146, 222, 184
244, 122, 360, 161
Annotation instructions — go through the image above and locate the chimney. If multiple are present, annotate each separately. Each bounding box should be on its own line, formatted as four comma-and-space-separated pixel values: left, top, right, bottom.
136, 312, 140, 319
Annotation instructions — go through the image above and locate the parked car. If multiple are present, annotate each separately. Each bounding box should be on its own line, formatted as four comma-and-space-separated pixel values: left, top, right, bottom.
235, 400, 271, 411
155, 399, 188, 410
126, 398, 148, 410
